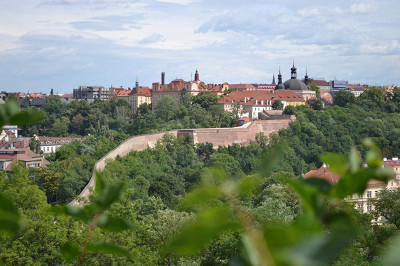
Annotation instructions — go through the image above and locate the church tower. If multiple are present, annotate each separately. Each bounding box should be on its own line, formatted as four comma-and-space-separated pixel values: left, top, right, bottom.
275, 67, 285, 90
291, 60, 297, 79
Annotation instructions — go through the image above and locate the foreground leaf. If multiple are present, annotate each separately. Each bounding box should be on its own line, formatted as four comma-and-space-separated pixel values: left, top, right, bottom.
86, 242, 131, 258
166, 206, 240, 255
96, 214, 137, 232
61, 242, 80, 262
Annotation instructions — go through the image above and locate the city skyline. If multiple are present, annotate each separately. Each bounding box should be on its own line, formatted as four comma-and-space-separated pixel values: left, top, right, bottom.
1, 0, 399, 93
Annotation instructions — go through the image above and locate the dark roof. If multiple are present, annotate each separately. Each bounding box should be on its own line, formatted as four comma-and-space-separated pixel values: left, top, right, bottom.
283, 78, 310, 91
275, 83, 286, 90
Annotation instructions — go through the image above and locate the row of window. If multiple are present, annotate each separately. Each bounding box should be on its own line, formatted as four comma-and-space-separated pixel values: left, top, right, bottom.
357, 203, 372, 213
42, 146, 58, 152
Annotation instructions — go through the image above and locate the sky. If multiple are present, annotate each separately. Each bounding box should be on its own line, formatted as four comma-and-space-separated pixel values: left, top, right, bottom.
0, 0, 399, 93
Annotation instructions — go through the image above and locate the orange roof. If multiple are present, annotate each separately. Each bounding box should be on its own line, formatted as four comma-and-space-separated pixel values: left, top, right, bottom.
305, 165, 340, 183
116, 89, 132, 97
62, 93, 73, 97
154, 79, 186, 92
0, 148, 48, 170
229, 84, 257, 90
131, 87, 152, 97
208, 84, 222, 92
305, 165, 393, 188
310, 80, 330, 87
218, 90, 304, 105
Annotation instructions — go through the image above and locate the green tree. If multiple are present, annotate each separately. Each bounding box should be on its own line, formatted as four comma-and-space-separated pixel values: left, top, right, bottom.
309, 83, 321, 99
271, 100, 284, 110
308, 99, 324, 110
155, 96, 179, 121
192, 91, 219, 110
370, 189, 400, 229
333, 90, 356, 107
283, 105, 296, 115
29, 136, 42, 154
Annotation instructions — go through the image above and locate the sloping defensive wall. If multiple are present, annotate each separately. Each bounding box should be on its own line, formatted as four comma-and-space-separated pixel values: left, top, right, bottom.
70, 116, 295, 206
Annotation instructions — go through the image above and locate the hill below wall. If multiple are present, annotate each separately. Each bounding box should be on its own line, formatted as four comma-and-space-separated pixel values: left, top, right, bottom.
70, 116, 295, 206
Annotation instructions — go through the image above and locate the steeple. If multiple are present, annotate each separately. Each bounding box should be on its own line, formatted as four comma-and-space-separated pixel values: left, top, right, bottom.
272, 74, 276, 85
275, 66, 285, 90
304, 67, 309, 85
135, 77, 139, 91
194, 69, 199, 82
291, 60, 297, 79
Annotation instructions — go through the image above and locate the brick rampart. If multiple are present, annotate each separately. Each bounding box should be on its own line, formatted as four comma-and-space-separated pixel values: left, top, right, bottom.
70, 117, 294, 206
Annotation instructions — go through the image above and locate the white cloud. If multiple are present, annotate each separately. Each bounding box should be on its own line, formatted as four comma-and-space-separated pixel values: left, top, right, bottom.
297, 8, 319, 17
157, 0, 192, 4
0, 0, 400, 91
350, 3, 372, 14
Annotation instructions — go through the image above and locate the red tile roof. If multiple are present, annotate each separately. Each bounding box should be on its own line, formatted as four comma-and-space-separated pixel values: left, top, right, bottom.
218, 90, 304, 106
305, 165, 340, 183
154, 79, 186, 92
207, 84, 222, 92
309, 80, 330, 87
384, 158, 400, 167
38, 136, 84, 145
116, 89, 132, 97
0, 149, 48, 170
229, 84, 257, 90
305, 165, 394, 188
131, 87, 152, 97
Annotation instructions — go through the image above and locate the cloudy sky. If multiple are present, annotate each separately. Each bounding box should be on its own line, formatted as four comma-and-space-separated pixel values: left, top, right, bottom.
0, 0, 399, 93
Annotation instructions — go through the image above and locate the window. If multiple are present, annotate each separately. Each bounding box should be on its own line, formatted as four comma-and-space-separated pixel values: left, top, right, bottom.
367, 191, 372, 198
375, 190, 379, 198
367, 204, 372, 212
357, 203, 363, 213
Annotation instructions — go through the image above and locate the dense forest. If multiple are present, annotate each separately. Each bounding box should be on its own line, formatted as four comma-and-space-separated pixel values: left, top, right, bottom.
2, 87, 400, 264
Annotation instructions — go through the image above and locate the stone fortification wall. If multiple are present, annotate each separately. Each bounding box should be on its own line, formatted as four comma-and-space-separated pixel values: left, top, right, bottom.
178, 117, 295, 147
70, 130, 178, 206
70, 117, 295, 206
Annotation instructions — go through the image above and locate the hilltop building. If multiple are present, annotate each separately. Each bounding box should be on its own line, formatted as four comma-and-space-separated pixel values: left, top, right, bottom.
38, 136, 84, 154
275, 63, 316, 101
305, 158, 400, 215
152, 72, 186, 111
0, 148, 49, 170
128, 86, 152, 114
151, 70, 226, 111
309, 79, 331, 92
73, 86, 109, 102
219, 90, 305, 120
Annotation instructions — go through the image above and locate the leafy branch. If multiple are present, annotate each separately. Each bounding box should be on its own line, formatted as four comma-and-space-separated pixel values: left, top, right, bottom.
166, 139, 395, 265
52, 171, 137, 262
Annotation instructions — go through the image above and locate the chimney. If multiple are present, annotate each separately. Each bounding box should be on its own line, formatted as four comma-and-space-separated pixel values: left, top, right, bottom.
322, 163, 327, 168
161, 72, 165, 85
384, 158, 387, 161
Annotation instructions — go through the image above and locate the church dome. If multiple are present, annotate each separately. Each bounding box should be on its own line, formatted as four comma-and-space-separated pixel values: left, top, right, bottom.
283, 79, 309, 90
275, 83, 285, 90
283, 62, 310, 91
